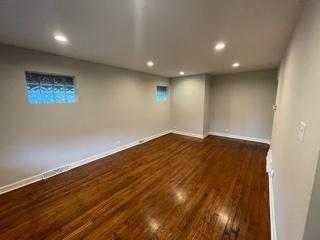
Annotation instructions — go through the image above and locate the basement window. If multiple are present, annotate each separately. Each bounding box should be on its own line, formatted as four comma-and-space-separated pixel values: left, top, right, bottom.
156, 86, 168, 102
25, 71, 77, 104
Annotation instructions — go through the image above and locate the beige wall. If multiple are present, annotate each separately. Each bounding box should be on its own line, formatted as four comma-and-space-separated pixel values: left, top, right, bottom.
203, 75, 211, 136
0, 44, 171, 187
303, 153, 320, 240
171, 75, 207, 136
270, 0, 320, 239
209, 70, 278, 141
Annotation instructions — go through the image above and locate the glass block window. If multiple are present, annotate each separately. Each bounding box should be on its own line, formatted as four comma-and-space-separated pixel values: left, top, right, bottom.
156, 86, 168, 102
25, 71, 77, 104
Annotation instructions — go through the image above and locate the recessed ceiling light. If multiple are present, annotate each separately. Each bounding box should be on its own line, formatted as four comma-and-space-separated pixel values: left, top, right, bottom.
147, 61, 154, 67
54, 35, 68, 43
215, 42, 226, 51
179, 71, 185, 76
232, 62, 240, 68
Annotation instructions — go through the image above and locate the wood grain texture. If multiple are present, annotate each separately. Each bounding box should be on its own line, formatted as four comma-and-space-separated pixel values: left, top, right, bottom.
0, 134, 270, 240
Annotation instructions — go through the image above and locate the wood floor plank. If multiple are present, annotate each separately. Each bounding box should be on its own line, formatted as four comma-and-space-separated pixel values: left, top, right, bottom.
0, 134, 270, 240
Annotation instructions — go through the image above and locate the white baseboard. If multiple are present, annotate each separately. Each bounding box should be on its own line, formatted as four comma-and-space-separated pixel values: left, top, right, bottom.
171, 130, 206, 139
0, 130, 171, 195
0, 174, 43, 195
266, 149, 273, 173
209, 131, 270, 144
203, 132, 209, 138
266, 149, 277, 240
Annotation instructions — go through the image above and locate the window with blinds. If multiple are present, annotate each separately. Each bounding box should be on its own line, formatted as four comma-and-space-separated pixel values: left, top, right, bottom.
25, 71, 77, 104
156, 86, 168, 102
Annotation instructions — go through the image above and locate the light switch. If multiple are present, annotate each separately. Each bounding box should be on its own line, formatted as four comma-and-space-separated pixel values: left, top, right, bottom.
298, 121, 306, 142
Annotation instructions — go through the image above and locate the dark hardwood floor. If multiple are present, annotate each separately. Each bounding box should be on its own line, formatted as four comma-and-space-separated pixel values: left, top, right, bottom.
0, 134, 270, 240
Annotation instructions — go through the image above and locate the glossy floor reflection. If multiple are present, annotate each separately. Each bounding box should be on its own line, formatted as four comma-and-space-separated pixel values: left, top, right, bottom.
0, 134, 270, 239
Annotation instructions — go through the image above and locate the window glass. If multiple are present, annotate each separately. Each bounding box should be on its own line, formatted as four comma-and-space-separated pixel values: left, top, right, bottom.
156, 86, 168, 102
25, 72, 77, 104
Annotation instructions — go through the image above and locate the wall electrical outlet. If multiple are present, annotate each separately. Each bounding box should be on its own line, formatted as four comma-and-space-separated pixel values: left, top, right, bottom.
298, 121, 306, 142
225, 129, 229, 132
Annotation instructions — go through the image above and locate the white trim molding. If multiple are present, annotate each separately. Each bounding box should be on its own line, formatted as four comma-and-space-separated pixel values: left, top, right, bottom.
0, 130, 171, 195
266, 149, 277, 240
209, 131, 270, 144
171, 130, 207, 139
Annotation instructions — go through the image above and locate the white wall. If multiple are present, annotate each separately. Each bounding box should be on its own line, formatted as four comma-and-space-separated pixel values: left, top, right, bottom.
209, 70, 278, 141
270, 0, 320, 239
0, 44, 171, 187
171, 75, 207, 136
